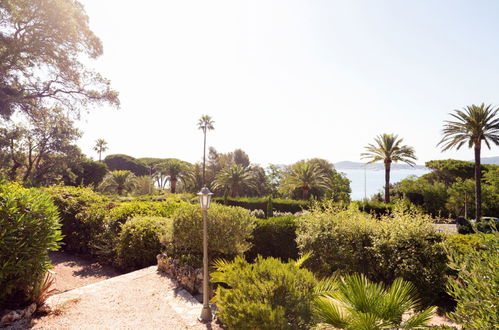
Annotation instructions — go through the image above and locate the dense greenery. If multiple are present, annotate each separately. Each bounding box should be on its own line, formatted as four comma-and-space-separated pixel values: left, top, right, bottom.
164, 203, 256, 261
246, 216, 299, 261
214, 196, 310, 216
116, 216, 173, 270
211, 256, 318, 329
0, 182, 62, 308
446, 231, 498, 328
314, 274, 435, 329
296, 203, 447, 304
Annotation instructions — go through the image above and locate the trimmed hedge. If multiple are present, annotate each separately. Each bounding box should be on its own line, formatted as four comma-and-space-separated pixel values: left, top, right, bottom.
246, 216, 299, 261
116, 217, 173, 270
213, 197, 309, 216
0, 182, 62, 308
353, 200, 394, 216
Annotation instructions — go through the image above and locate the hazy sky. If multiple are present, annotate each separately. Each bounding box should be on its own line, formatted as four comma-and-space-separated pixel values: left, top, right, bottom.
77, 0, 499, 166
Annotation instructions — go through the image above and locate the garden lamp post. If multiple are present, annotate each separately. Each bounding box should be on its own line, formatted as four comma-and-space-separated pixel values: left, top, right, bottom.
198, 186, 213, 322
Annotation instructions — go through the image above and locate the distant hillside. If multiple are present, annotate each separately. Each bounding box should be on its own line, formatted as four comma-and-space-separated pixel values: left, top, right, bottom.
477, 156, 499, 165
334, 161, 427, 171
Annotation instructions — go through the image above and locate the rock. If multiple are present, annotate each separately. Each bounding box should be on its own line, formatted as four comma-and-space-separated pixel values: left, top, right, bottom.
22, 303, 37, 318
157, 253, 204, 296
1, 310, 21, 324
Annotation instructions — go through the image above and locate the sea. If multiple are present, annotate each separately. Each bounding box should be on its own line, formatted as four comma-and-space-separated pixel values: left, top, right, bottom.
340, 168, 431, 201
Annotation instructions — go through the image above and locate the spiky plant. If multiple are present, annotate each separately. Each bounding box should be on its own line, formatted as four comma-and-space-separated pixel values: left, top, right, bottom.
361, 134, 416, 203
314, 274, 435, 329
212, 164, 256, 197
281, 162, 328, 200
438, 103, 499, 221
99, 170, 136, 195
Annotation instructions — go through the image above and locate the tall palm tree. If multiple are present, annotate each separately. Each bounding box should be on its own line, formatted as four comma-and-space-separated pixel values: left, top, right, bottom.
212, 164, 256, 197
314, 274, 435, 329
281, 161, 328, 200
361, 134, 416, 203
197, 115, 215, 186
99, 170, 136, 195
93, 138, 108, 161
438, 104, 499, 220
155, 159, 194, 193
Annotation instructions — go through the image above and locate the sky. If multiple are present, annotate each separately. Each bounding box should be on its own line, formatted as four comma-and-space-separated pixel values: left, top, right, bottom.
77, 0, 499, 167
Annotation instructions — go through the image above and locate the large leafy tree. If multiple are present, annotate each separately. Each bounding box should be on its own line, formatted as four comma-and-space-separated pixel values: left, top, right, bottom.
212, 164, 256, 197
281, 161, 328, 200
314, 274, 435, 329
197, 115, 214, 186
361, 134, 416, 203
438, 104, 499, 220
93, 138, 108, 161
0, 0, 119, 119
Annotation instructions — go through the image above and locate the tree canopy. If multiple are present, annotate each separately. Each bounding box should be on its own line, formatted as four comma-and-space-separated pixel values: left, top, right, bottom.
0, 0, 119, 119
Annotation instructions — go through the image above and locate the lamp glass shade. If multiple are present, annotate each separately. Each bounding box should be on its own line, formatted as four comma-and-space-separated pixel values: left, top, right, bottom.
198, 187, 213, 210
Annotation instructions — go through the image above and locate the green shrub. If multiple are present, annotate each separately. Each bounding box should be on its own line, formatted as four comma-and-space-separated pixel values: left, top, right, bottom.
44, 185, 108, 254
165, 203, 255, 260
444, 232, 495, 255
296, 203, 447, 304
213, 196, 309, 216
446, 231, 498, 328
354, 200, 394, 216
211, 256, 318, 330
116, 217, 173, 270
108, 200, 185, 225
246, 216, 299, 261
0, 182, 62, 307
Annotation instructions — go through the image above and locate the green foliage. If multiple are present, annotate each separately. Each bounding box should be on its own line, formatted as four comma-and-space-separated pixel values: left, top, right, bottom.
0, 0, 119, 119
165, 203, 255, 259
444, 233, 495, 256
353, 200, 394, 216
314, 274, 435, 329
213, 196, 310, 215
266, 195, 273, 218
116, 217, 173, 270
247, 216, 299, 261
99, 170, 136, 195
0, 182, 62, 307
108, 200, 185, 225
296, 204, 447, 304
104, 154, 149, 176
446, 231, 498, 328
395, 176, 449, 217
211, 256, 318, 329
44, 185, 108, 254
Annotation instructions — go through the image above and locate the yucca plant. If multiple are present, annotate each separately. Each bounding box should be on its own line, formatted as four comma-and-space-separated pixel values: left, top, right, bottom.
314, 274, 435, 329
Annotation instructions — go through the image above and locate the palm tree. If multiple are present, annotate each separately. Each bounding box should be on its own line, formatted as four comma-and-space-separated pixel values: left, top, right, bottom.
99, 170, 136, 195
314, 274, 435, 329
361, 134, 416, 203
155, 159, 193, 193
212, 164, 256, 197
281, 161, 328, 200
93, 138, 108, 161
438, 104, 499, 221
197, 115, 215, 186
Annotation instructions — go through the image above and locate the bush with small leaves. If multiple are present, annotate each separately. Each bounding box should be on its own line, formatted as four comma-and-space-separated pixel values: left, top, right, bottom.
211, 256, 318, 330
0, 182, 62, 308
116, 217, 173, 270
165, 203, 255, 260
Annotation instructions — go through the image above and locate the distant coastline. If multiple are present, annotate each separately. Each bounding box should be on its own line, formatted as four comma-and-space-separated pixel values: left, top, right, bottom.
334, 161, 427, 171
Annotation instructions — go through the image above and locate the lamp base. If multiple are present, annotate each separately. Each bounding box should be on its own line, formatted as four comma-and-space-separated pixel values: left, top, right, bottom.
199, 306, 212, 322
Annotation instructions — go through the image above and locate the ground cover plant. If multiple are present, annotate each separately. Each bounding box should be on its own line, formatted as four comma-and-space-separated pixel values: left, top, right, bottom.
0, 182, 62, 308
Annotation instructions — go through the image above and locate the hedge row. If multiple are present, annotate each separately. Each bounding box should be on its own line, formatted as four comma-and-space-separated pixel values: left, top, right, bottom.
213, 197, 310, 216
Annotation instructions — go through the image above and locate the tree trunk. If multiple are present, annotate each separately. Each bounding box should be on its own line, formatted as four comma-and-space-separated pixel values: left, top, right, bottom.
170, 178, 177, 193
384, 160, 392, 203
303, 186, 310, 200
474, 143, 482, 221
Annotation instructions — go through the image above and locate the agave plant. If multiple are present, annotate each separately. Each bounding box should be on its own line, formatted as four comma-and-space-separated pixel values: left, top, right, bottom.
314, 274, 435, 329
